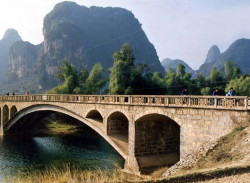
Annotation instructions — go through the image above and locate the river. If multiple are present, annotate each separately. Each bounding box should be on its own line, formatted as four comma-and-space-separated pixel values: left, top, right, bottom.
0, 130, 124, 182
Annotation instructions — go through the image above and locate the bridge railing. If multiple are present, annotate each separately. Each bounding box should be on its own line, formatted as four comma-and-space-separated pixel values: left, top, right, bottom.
0, 95, 249, 110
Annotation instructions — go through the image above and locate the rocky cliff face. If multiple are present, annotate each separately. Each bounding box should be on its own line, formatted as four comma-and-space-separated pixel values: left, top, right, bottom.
43, 2, 164, 75
161, 58, 195, 74
0, 29, 22, 83
8, 41, 43, 80
204, 45, 220, 64
214, 39, 250, 74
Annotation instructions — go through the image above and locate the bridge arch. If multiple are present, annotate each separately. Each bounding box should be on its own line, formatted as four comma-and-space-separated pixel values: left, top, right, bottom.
3, 105, 9, 125
10, 105, 18, 118
134, 113, 180, 171
107, 111, 129, 137
107, 111, 129, 154
86, 110, 103, 123
4, 104, 127, 159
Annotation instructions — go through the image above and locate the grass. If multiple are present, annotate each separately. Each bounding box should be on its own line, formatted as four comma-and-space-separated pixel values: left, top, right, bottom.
192, 127, 246, 170
7, 164, 250, 183
34, 119, 84, 136
6, 164, 145, 183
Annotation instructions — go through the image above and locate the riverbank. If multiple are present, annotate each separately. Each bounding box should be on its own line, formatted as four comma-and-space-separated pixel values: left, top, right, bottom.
30, 113, 87, 136
7, 163, 250, 183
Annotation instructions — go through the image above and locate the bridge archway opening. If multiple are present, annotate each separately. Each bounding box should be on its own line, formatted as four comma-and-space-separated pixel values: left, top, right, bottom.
5, 109, 125, 167
107, 112, 129, 150
3, 105, 9, 125
7, 111, 89, 135
86, 110, 103, 123
135, 114, 180, 173
10, 106, 18, 118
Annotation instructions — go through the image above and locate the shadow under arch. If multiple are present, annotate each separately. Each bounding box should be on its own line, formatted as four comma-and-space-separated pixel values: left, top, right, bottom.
107, 111, 129, 154
134, 113, 180, 173
10, 105, 18, 118
3, 105, 9, 125
4, 104, 127, 159
86, 110, 103, 123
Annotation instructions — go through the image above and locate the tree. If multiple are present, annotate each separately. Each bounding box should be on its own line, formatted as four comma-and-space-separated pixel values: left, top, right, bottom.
225, 61, 234, 81
225, 75, 250, 96
201, 87, 211, 95
177, 64, 186, 79
48, 61, 107, 94
84, 63, 107, 94
165, 68, 179, 94
109, 43, 136, 94
79, 68, 89, 87
48, 60, 79, 94
225, 61, 241, 81
209, 66, 224, 89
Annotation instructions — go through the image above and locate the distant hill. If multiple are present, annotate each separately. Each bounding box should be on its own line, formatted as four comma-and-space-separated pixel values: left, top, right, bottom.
0, 29, 22, 83
161, 58, 195, 74
204, 45, 220, 64
198, 39, 250, 76
3, 1, 165, 93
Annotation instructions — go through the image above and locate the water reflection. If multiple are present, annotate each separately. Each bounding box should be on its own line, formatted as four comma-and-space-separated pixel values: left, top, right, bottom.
0, 132, 124, 182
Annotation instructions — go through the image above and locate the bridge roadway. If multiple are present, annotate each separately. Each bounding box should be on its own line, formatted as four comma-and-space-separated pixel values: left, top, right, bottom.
0, 94, 249, 174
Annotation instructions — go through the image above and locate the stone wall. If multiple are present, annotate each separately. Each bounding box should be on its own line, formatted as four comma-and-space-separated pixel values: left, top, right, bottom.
107, 112, 128, 135
135, 116, 180, 156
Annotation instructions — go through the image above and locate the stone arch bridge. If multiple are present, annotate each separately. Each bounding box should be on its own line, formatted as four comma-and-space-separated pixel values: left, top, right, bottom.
0, 95, 249, 174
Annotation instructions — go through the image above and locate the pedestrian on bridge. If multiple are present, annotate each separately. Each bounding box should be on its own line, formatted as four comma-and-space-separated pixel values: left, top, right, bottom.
212, 88, 220, 96
226, 88, 236, 96
181, 88, 188, 95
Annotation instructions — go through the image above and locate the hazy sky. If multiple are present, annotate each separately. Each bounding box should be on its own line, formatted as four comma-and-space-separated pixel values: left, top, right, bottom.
0, 0, 250, 69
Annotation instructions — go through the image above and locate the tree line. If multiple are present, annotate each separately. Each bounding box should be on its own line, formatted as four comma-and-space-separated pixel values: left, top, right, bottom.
48, 43, 250, 96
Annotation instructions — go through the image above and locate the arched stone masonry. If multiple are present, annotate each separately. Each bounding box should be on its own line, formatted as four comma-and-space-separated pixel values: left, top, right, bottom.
86, 110, 103, 123
3, 105, 9, 125
134, 113, 180, 172
10, 106, 18, 118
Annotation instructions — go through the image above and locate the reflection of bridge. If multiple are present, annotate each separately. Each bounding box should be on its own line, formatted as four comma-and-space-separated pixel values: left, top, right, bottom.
0, 95, 249, 174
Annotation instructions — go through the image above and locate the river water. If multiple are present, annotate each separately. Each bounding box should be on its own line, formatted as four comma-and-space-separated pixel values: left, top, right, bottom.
0, 131, 124, 182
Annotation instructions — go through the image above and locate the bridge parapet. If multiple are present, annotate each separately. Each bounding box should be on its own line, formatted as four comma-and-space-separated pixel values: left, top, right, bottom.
0, 95, 249, 110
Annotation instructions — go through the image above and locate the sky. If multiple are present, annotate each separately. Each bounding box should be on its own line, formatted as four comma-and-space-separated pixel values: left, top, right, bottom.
0, 0, 250, 69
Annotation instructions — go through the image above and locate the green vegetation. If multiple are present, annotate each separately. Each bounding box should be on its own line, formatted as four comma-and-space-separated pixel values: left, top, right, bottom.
48, 61, 107, 94
50, 44, 250, 96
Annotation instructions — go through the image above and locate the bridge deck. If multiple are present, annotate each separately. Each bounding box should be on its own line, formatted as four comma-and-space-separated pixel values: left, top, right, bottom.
0, 95, 249, 110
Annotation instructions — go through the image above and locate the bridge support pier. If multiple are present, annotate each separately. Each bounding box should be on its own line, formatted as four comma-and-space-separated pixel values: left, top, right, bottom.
124, 120, 141, 174
0, 125, 3, 136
